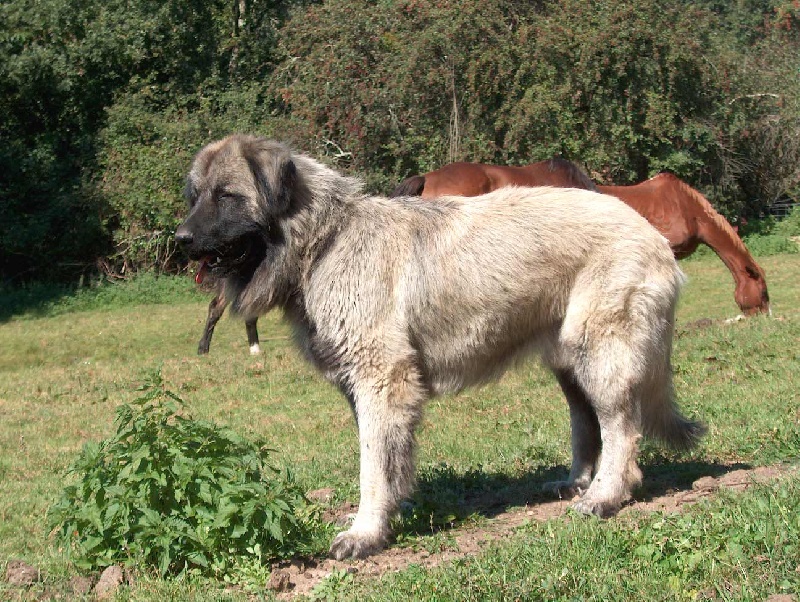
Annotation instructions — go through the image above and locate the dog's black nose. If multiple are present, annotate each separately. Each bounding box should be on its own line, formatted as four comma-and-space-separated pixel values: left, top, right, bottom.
175, 227, 193, 245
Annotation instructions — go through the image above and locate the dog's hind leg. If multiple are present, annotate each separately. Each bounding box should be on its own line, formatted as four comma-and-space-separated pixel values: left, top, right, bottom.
566, 333, 645, 518
542, 369, 601, 499
571, 388, 643, 517
329, 354, 426, 560
554, 286, 655, 517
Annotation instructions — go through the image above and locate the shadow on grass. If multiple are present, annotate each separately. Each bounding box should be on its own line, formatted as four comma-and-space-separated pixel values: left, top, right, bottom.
397, 459, 752, 536
0, 273, 202, 323
0, 281, 80, 322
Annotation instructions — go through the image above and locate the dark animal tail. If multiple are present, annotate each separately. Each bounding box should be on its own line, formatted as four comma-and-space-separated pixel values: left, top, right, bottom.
389, 175, 426, 197
547, 157, 598, 192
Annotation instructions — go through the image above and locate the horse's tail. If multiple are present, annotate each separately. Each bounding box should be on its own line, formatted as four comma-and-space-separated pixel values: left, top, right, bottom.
547, 157, 598, 191
389, 175, 426, 197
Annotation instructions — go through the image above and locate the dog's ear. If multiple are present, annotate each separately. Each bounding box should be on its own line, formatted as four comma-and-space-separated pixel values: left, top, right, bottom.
246, 141, 296, 216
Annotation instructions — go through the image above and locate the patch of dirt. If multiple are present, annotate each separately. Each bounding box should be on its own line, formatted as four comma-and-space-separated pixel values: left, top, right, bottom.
676, 314, 787, 335
5, 560, 40, 587
275, 463, 798, 599
93, 565, 124, 599
678, 317, 718, 332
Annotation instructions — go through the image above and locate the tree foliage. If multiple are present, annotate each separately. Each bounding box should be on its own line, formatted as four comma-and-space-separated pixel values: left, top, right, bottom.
274, 0, 533, 189
1, 0, 798, 280
0, 0, 303, 280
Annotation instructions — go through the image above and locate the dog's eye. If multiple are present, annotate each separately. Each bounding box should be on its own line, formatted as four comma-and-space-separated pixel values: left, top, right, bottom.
218, 193, 237, 204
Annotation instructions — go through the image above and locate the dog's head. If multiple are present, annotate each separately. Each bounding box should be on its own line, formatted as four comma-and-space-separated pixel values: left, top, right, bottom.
175, 135, 297, 283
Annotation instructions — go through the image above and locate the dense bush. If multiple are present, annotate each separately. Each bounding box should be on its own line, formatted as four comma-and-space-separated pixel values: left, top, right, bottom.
274, 0, 531, 190
94, 84, 292, 276
741, 208, 800, 256
0, 0, 307, 281
275, 0, 800, 220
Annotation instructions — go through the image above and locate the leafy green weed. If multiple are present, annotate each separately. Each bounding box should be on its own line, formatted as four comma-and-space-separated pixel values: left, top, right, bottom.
47, 369, 326, 578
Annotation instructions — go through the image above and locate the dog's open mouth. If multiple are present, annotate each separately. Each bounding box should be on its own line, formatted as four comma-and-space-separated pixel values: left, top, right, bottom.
193, 237, 265, 284
194, 252, 244, 284
194, 256, 217, 284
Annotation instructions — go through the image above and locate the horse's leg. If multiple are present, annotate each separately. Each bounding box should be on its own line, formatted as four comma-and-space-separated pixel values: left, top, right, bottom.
246, 319, 260, 355
198, 293, 227, 355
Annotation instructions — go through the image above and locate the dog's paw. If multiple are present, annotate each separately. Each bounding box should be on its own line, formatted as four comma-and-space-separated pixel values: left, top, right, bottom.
542, 480, 586, 500
570, 497, 620, 518
329, 528, 388, 560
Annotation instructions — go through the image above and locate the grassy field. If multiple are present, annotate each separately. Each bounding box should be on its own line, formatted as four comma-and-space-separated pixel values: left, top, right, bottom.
1, 253, 799, 600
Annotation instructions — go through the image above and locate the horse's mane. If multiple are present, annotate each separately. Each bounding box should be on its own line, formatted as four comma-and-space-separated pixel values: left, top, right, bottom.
654, 173, 753, 260
544, 158, 598, 191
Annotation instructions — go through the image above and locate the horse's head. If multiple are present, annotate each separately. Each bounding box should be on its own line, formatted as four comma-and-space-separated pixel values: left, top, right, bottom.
735, 264, 771, 316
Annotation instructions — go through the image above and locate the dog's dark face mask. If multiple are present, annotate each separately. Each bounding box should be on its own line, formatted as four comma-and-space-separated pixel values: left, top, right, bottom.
177, 186, 266, 284
175, 137, 296, 285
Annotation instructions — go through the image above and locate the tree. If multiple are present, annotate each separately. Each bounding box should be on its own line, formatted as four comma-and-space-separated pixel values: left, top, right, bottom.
273, 0, 534, 190
0, 0, 308, 280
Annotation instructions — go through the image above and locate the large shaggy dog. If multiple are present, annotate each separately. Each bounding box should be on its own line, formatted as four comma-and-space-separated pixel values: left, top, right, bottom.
175, 135, 705, 560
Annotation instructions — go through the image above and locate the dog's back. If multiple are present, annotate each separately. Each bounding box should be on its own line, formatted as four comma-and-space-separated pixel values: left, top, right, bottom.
309, 186, 680, 394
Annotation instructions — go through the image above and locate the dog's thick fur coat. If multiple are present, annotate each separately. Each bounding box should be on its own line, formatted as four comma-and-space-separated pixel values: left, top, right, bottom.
176, 135, 705, 559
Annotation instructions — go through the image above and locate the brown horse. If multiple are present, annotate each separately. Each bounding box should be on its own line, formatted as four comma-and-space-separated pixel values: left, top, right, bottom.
391, 162, 769, 316
598, 174, 769, 316
390, 158, 597, 197
202, 160, 768, 353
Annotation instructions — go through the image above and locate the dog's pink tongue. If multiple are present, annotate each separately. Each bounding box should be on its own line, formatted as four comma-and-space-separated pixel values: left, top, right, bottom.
195, 257, 212, 284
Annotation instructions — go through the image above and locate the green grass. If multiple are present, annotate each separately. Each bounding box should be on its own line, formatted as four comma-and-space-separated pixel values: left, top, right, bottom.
1, 253, 799, 600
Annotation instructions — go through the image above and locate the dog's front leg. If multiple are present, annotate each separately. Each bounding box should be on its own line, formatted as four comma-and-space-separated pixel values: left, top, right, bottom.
329, 367, 424, 560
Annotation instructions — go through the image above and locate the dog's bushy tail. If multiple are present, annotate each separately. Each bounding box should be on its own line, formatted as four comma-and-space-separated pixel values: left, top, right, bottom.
389, 175, 426, 198
641, 347, 706, 450
643, 388, 707, 450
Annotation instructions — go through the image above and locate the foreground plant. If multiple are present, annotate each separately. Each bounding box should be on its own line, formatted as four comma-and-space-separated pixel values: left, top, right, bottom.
47, 370, 322, 576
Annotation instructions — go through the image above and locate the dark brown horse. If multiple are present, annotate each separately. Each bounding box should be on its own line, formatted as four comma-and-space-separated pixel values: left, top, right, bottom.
390, 158, 597, 197
391, 162, 769, 316
598, 174, 769, 316
197, 289, 260, 355
195, 270, 260, 356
